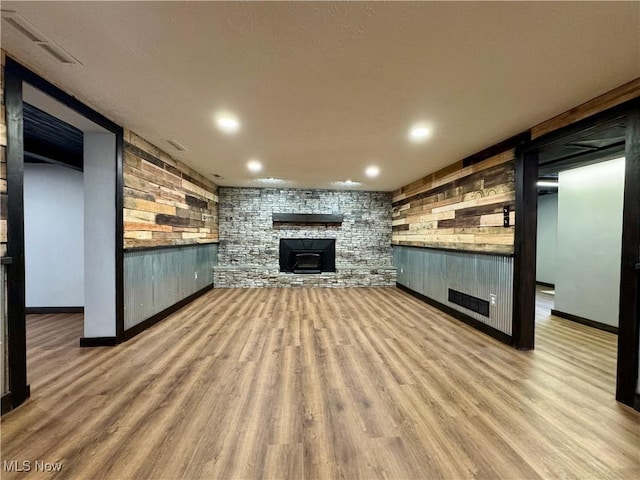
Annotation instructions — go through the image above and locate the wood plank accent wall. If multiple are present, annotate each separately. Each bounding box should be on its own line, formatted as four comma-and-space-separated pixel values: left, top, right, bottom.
531, 77, 640, 139
123, 130, 218, 249
0, 51, 7, 257
392, 149, 516, 254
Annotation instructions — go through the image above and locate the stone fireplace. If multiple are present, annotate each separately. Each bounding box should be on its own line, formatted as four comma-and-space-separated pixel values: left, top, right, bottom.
214, 187, 396, 288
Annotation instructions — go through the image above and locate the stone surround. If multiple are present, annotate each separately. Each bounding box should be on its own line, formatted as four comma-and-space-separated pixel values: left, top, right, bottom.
215, 187, 395, 288
214, 266, 396, 288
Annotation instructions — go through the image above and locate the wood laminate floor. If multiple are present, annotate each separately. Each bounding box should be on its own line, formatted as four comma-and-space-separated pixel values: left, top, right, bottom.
1, 288, 638, 480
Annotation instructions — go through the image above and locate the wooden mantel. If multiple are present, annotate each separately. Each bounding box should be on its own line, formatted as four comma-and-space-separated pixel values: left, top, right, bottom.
272, 213, 343, 224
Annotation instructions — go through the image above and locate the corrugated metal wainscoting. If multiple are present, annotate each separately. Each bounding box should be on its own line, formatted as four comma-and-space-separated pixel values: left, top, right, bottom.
124, 243, 218, 331
392, 245, 514, 336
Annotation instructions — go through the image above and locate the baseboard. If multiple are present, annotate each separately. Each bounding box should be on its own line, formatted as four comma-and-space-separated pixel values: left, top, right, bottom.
551, 309, 619, 334
535, 281, 555, 288
25, 306, 84, 314
1, 392, 13, 415
79, 336, 118, 347
122, 284, 213, 342
396, 283, 512, 346
2, 385, 30, 415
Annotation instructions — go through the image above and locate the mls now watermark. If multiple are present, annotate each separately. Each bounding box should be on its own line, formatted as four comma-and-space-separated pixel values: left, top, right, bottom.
3, 460, 63, 473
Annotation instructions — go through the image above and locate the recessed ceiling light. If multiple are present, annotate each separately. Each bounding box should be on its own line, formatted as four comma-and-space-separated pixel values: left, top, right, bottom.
247, 159, 262, 172
331, 180, 362, 188
365, 166, 380, 178
409, 122, 432, 142
536, 181, 559, 187
215, 111, 241, 134
254, 177, 292, 186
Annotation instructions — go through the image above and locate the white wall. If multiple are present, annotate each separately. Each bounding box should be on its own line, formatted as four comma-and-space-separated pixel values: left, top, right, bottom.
24, 163, 84, 307
536, 193, 558, 285
554, 158, 625, 327
84, 133, 116, 338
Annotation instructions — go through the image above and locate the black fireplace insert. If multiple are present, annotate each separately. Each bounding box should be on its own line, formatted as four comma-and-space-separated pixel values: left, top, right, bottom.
279, 238, 336, 274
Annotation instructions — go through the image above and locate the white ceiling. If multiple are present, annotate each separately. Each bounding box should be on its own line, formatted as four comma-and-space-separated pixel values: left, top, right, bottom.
2, 1, 639, 191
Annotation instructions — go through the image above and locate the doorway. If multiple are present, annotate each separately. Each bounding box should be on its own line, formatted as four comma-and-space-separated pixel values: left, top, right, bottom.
535, 156, 626, 397
3, 58, 124, 412
515, 100, 640, 409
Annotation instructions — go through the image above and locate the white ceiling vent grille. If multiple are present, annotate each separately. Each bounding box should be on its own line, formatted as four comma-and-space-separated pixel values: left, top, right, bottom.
167, 139, 187, 152
1, 10, 82, 65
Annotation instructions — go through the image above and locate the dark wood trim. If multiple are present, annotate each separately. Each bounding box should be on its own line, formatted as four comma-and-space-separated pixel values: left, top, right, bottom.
272, 213, 343, 224
634, 394, 640, 412
124, 242, 219, 253
396, 283, 513, 346
538, 140, 625, 175
1, 393, 13, 415
79, 337, 118, 347
551, 309, 619, 334
616, 107, 640, 405
512, 147, 537, 350
524, 98, 637, 153
5, 57, 120, 132
115, 129, 125, 343
5, 64, 30, 407
535, 281, 555, 289
123, 284, 213, 341
462, 132, 530, 167
391, 244, 514, 258
25, 307, 84, 314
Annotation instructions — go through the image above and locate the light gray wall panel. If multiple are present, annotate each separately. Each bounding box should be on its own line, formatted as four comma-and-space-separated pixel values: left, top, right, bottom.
124, 244, 217, 330
84, 133, 116, 337
536, 193, 558, 285
555, 159, 624, 327
24, 163, 84, 308
393, 246, 514, 335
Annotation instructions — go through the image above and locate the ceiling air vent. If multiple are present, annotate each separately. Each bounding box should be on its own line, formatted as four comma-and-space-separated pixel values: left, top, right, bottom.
167, 139, 187, 152
1, 10, 82, 65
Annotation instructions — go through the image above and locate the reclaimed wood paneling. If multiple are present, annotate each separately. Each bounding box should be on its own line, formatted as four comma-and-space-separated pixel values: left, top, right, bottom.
392, 150, 515, 254
531, 77, 640, 139
123, 130, 218, 249
0, 51, 7, 257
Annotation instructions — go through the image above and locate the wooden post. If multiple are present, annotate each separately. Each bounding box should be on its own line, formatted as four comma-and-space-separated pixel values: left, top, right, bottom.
616, 103, 640, 406
512, 148, 537, 350
5, 64, 30, 407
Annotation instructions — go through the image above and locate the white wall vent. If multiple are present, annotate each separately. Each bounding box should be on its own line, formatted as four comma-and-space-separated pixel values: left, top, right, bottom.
1, 10, 82, 65
167, 139, 187, 152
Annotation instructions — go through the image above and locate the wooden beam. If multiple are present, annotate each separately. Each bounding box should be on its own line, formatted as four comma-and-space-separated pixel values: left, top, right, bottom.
531, 78, 640, 139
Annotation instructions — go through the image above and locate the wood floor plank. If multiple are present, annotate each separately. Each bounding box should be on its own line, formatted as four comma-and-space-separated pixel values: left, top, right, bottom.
1, 287, 638, 480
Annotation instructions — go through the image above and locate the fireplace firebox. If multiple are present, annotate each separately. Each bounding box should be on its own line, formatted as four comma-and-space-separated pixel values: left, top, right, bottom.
279, 239, 336, 274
